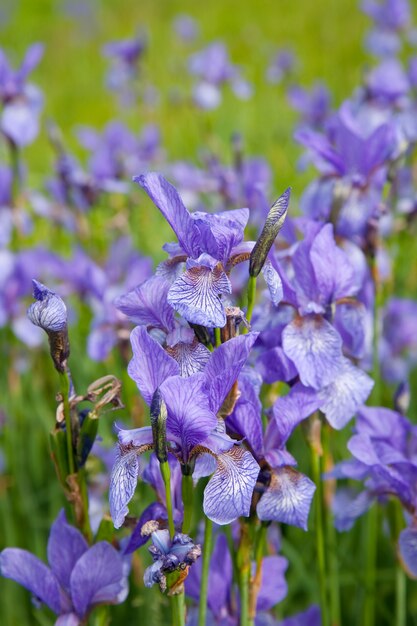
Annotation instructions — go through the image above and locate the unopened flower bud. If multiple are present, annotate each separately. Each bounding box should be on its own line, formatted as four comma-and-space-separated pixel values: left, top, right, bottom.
150, 389, 168, 464
27, 279, 70, 372
249, 187, 290, 277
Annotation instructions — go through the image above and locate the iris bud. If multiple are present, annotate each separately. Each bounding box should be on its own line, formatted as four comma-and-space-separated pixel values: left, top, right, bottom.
150, 389, 168, 463
249, 187, 290, 277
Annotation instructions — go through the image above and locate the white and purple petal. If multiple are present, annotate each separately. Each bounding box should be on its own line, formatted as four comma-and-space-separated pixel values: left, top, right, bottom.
261, 261, 283, 306
318, 359, 374, 430
109, 446, 142, 529
168, 254, 231, 328
282, 315, 344, 389
256, 468, 316, 530
203, 446, 260, 525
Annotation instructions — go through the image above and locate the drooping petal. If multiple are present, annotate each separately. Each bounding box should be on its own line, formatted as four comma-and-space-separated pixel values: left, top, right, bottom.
332, 489, 373, 532
257, 347, 298, 384
282, 315, 344, 389
109, 446, 142, 529
203, 333, 259, 413
227, 371, 264, 457
115, 275, 175, 332
166, 330, 211, 377
134, 172, 201, 258
399, 527, 417, 577
318, 359, 374, 430
70, 542, 125, 617
160, 374, 218, 458
127, 326, 179, 404
55, 614, 81, 626
256, 555, 288, 611
334, 301, 366, 359
0, 548, 65, 614
167, 254, 231, 328
261, 261, 283, 306
117, 426, 154, 447
256, 467, 316, 530
269, 383, 322, 451
203, 446, 260, 525
47, 510, 89, 592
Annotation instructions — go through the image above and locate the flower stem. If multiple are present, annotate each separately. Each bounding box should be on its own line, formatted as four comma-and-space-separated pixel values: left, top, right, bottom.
244, 275, 257, 331
59, 370, 75, 476
363, 504, 378, 626
198, 515, 213, 626
310, 426, 330, 626
181, 472, 194, 534
395, 504, 406, 626
160, 461, 175, 537
239, 568, 250, 626
214, 327, 222, 347
248, 523, 267, 625
172, 591, 186, 626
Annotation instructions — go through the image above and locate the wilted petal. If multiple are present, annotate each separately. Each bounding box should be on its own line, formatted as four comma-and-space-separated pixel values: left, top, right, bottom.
70, 542, 125, 617
127, 326, 179, 404
203, 333, 259, 413
134, 172, 201, 257
256, 467, 316, 530
318, 359, 374, 429
256, 555, 288, 610
399, 527, 417, 577
203, 446, 260, 524
109, 446, 142, 529
115, 275, 175, 332
282, 315, 344, 389
0, 548, 65, 614
168, 254, 231, 328
124, 502, 168, 554
160, 374, 218, 457
47, 510, 89, 592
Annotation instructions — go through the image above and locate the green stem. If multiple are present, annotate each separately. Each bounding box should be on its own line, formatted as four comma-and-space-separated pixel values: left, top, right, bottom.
214, 327, 221, 347
248, 523, 268, 626
244, 275, 257, 330
311, 440, 330, 626
172, 592, 186, 626
181, 472, 194, 534
363, 504, 378, 626
239, 568, 250, 626
160, 461, 175, 537
59, 370, 75, 475
322, 427, 341, 626
395, 505, 406, 626
198, 516, 213, 626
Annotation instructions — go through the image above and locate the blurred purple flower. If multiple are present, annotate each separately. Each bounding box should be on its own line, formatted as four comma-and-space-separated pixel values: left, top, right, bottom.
0, 510, 129, 624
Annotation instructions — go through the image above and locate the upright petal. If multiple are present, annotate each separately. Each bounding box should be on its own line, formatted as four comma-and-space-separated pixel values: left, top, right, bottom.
282, 315, 344, 389
70, 543, 125, 617
167, 254, 231, 328
109, 446, 142, 529
160, 374, 218, 458
115, 275, 175, 332
203, 333, 259, 413
0, 549, 65, 614
127, 326, 179, 404
47, 510, 89, 592
203, 446, 260, 525
134, 172, 201, 258
256, 467, 316, 530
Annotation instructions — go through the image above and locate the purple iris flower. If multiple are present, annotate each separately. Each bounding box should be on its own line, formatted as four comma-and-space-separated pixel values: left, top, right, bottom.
173, 14, 199, 42
266, 49, 296, 84
380, 298, 417, 382
188, 42, 252, 109
0, 510, 129, 625
0, 43, 44, 146
186, 533, 288, 625
255, 222, 374, 430
109, 328, 260, 528
133, 172, 256, 327
329, 406, 417, 531
227, 374, 317, 530
103, 34, 146, 104
287, 82, 331, 131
